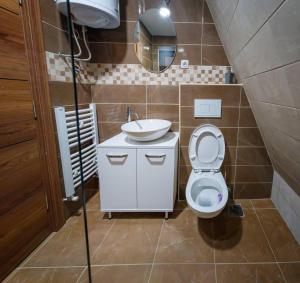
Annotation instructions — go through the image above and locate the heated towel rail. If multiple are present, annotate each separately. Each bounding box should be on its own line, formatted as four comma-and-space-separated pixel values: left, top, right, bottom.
54, 103, 99, 199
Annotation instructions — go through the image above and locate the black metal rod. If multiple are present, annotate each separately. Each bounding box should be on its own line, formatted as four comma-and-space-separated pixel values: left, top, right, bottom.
65, 1, 92, 282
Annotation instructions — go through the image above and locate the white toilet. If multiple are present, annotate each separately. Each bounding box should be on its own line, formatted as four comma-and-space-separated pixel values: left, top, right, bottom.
185, 124, 228, 218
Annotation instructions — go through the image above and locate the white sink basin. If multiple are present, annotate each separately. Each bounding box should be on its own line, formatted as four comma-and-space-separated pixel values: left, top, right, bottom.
121, 119, 172, 141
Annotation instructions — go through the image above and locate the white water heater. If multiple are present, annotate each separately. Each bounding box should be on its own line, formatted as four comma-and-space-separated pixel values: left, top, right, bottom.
56, 0, 120, 29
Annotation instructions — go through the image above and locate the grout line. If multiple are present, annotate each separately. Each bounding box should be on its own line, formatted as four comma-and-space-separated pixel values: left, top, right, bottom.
90, 217, 117, 261
235, 0, 287, 60
178, 84, 182, 201
252, 205, 288, 282
15, 261, 300, 269
200, 0, 204, 65
232, 86, 242, 198
76, 266, 88, 283
147, 219, 165, 283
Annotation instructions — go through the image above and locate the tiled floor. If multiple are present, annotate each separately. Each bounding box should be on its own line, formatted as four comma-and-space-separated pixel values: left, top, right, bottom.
4, 193, 300, 283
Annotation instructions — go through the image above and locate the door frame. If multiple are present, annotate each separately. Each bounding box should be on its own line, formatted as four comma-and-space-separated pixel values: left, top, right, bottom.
20, 0, 65, 230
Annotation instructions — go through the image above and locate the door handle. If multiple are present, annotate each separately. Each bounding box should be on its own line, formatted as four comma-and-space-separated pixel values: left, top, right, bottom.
145, 153, 166, 158
106, 153, 128, 158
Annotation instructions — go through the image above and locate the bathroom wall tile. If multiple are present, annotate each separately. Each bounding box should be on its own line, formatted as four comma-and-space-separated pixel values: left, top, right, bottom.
202, 24, 222, 45
175, 23, 202, 44
90, 43, 139, 64
174, 45, 202, 66
149, 264, 215, 283
235, 0, 300, 79
255, 102, 300, 141
238, 128, 264, 146
180, 146, 189, 166
221, 165, 236, 184
42, 23, 70, 54
170, 123, 179, 132
92, 85, 146, 103
216, 263, 284, 283
179, 165, 192, 185
256, 209, 300, 261
227, 0, 284, 58
244, 62, 300, 109
235, 166, 273, 183
96, 104, 146, 122
98, 122, 123, 140
180, 127, 194, 146
236, 147, 271, 165
180, 85, 241, 107
234, 183, 272, 199
144, 0, 203, 23
146, 85, 179, 104
88, 21, 135, 43
239, 107, 257, 127
147, 104, 179, 122
213, 209, 276, 263
240, 88, 250, 106
40, 0, 67, 30
120, 0, 139, 21
155, 210, 214, 263
49, 82, 92, 106
202, 45, 229, 65
181, 107, 239, 127
78, 265, 151, 283
203, 1, 214, 23
223, 146, 237, 166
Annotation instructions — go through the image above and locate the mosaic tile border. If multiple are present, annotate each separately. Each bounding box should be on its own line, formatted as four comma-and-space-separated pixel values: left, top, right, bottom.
46, 51, 230, 85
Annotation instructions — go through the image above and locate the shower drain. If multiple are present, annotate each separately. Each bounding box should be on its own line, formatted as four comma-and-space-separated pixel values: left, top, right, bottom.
228, 203, 244, 217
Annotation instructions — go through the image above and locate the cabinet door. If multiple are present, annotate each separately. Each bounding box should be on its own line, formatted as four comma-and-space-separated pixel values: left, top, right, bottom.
137, 148, 175, 210
98, 148, 137, 210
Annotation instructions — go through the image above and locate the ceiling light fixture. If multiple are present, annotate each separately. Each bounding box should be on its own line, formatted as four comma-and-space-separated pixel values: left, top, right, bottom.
159, 0, 171, 17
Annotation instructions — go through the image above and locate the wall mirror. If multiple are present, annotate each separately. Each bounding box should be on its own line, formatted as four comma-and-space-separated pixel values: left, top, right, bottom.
133, 8, 177, 73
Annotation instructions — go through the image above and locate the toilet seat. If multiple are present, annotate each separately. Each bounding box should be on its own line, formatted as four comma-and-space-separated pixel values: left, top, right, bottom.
186, 124, 228, 218
189, 124, 225, 172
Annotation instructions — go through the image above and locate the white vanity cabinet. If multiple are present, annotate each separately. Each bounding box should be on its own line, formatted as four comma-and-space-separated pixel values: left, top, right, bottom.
97, 132, 179, 217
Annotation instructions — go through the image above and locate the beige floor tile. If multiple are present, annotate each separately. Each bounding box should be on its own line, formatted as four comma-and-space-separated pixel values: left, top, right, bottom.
155, 210, 214, 263
4, 267, 84, 283
214, 209, 275, 263
256, 209, 300, 262
279, 263, 300, 283
85, 190, 100, 210
251, 199, 275, 209
78, 265, 151, 283
216, 263, 285, 283
149, 264, 216, 283
25, 211, 114, 266
92, 214, 163, 264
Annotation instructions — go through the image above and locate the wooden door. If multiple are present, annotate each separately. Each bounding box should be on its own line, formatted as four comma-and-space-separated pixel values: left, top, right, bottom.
0, 1, 51, 280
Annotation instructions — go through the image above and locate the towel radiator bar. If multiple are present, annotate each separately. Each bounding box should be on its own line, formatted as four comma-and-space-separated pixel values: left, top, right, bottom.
54, 103, 99, 199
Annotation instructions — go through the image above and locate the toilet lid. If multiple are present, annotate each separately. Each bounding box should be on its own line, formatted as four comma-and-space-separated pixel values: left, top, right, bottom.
189, 124, 225, 171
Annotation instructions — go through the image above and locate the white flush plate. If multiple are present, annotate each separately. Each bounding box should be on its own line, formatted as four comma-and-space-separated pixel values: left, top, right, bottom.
194, 99, 222, 118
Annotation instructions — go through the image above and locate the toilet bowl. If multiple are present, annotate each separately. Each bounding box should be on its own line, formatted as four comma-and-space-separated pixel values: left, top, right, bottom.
185, 124, 228, 218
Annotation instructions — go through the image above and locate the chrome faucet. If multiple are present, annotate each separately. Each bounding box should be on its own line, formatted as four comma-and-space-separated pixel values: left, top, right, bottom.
127, 106, 139, 122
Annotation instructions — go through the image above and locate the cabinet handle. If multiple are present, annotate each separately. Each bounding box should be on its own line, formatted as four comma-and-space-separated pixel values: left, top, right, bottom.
145, 153, 166, 158
106, 153, 128, 158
